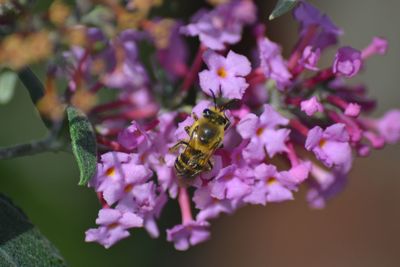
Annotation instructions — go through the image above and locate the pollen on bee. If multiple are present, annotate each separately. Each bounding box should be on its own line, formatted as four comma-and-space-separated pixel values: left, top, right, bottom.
217, 67, 228, 78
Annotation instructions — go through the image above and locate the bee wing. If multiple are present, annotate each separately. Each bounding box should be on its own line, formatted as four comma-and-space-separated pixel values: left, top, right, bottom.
219, 99, 241, 111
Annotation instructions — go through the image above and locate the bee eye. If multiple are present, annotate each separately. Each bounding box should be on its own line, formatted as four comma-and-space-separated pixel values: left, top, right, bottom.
218, 117, 227, 125
203, 108, 211, 117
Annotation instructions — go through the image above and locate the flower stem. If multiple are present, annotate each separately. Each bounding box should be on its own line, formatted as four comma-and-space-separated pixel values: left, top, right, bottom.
0, 136, 64, 160
286, 142, 299, 166
288, 24, 317, 74
180, 45, 206, 93
289, 119, 309, 137
178, 187, 193, 224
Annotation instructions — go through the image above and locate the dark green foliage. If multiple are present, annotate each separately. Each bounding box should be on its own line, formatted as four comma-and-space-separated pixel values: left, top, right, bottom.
269, 0, 299, 20
67, 106, 97, 186
0, 194, 66, 267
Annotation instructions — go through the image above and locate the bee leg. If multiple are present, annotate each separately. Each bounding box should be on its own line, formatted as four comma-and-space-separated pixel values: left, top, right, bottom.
169, 140, 189, 153
211, 138, 222, 150
205, 160, 213, 171
192, 112, 199, 121
224, 117, 231, 131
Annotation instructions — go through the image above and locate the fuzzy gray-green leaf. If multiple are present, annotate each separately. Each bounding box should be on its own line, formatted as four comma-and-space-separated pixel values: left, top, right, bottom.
67, 106, 97, 185
0, 194, 66, 267
269, 0, 298, 20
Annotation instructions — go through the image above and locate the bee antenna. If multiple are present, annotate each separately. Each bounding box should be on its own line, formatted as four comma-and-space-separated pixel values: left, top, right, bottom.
209, 89, 217, 109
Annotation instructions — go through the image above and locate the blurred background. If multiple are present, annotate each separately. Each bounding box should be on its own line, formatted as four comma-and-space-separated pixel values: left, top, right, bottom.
0, 0, 399, 266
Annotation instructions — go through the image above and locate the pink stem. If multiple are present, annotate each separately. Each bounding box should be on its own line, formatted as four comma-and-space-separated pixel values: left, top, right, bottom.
326, 95, 348, 110
327, 110, 362, 143
289, 119, 309, 137
97, 136, 131, 153
91, 99, 131, 113
178, 187, 193, 224
180, 45, 206, 93
90, 82, 104, 93
72, 48, 90, 91
287, 24, 318, 73
304, 68, 334, 88
286, 142, 300, 166
97, 192, 109, 208
97, 106, 157, 121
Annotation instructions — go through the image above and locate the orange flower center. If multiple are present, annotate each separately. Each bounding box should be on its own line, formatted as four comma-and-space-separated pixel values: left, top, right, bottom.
267, 177, 277, 185
124, 184, 134, 193
106, 167, 116, 177
319, 139, 327, 147
256, 127, 264, 136
107, 222, 119, 229
217, 67, 228, 78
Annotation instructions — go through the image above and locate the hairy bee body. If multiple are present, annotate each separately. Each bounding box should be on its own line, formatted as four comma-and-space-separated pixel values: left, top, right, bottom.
171, 105, 232, 180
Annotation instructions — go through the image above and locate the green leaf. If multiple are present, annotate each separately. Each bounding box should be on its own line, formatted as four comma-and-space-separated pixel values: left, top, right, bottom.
269, 0, 299, 20
0, 70, 17, 104
0, 194, 66, 267
17, 67, 54, 130
67, 106, 97, 185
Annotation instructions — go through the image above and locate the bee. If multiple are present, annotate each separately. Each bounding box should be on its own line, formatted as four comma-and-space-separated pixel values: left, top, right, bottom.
170, 94, 239, 182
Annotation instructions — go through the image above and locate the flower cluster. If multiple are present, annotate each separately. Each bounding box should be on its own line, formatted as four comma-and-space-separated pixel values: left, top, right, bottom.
80, 0, 400, 250
7, 0, 397, 250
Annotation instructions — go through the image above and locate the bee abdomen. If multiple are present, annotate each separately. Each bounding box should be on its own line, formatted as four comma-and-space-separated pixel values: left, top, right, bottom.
175, 154, 202, 179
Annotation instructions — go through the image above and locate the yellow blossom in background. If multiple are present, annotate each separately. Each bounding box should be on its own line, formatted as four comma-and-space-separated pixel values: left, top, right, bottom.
0, 31, 53, 70
65, 26, 88, 47
71, 89, 98, 113
37, 77, 65, 121
27, 31, 53, 62
144, 19, 175, 49
206, 0, 229, 6
49, 0, 71, 26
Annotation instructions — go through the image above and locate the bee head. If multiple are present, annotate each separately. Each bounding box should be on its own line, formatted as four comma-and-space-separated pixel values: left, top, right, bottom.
203, 108, 228, 126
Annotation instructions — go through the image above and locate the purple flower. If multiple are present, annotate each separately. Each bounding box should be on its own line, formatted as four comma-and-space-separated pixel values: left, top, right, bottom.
244, 163, 298, 205
108, 31, 150, 90
167, 221, 210, 251
306, 164, 347, 209
194, 185, 237, 221
91, 152, 153, 205
332, 46, 362, 77
199, 50, 251, 99
344, 103, 361, 117
361, 37, 388, 59
116, 181, 158, 213
143, 193, 168, 238
293, 1, 342, 50
376, 109, 400, 144
301, 96, 324, 116
117, 121, 149, 150
209, 165, 253, 201
156, 20, 189, 79
85, 208, 143, 248
237, 104, 290, 161
180, 0, 256, 50
305, 123, 352, 172
153, 153, 179, 199
299, 46, 320, 71
89, 152, 131, 189
258, 37, 292, 90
